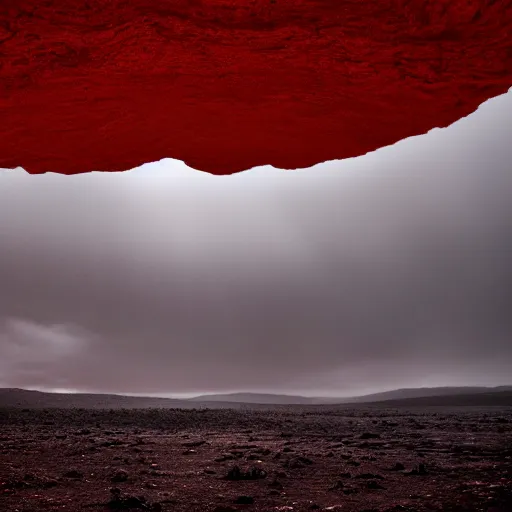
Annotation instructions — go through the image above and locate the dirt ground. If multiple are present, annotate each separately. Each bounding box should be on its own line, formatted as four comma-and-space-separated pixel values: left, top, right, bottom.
1, 406, 511, 511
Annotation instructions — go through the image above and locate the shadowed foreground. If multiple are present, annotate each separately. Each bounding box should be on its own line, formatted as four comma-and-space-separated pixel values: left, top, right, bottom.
1, 406, 511, 511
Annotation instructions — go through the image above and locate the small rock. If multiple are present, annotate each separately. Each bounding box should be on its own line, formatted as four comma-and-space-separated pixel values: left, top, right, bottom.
360, 432, 380, 440
269, 479, 284, 490
182, 440, 206, 448
63, 470, 84, 479
355, 473, 384, 480
234, 495, 254, 504
329, 480, 345, 491
111, 470, 129, 483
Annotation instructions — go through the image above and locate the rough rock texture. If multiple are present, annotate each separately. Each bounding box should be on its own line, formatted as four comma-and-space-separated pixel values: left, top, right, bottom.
1, 0, 511, 174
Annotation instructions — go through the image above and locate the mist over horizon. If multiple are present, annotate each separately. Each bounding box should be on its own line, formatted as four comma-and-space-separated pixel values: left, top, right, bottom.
1, 89, 511, 397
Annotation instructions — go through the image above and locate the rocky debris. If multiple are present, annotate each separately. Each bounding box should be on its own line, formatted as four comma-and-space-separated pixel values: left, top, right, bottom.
106, 489, 161, 510
183, 449, 197, 455
360, 433, 381, 440
111, 469, 129, 483
63, 469, 84, 479
234, 495, 254, 504
215, 453, 235, 462
2, 407, 511, 512
329, 480, 345, 491
283, 456, 314, 469
251, 447, 271, 455
102, 440, 125, 447
367, 480, 386, 490
405, 464, 428, 476
355, 473, 385, 480
225, 465, 267, 481
182, 440, 206, 448
329, 479, 359, 495
269, 478, 284, 490
1, 474, 59, 492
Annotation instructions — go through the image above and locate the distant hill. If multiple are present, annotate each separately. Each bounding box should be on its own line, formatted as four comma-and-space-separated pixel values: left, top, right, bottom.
187, 392, 329, 405
0, 388, 209, 410
1, 386, 511, 409
342, 386, 512, 403
363, 390, 512, 407
190, 386, 512, 405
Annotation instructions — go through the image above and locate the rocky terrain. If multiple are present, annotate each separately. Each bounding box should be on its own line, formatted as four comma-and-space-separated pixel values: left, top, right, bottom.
1, 406, 511, 511
1, 0, 511, 174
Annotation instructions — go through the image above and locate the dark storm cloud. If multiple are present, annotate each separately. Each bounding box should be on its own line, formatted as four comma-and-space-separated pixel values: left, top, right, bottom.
1, 88, 511, 396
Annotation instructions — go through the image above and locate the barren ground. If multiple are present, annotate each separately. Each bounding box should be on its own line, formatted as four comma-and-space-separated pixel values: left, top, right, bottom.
1, 406, 511, 511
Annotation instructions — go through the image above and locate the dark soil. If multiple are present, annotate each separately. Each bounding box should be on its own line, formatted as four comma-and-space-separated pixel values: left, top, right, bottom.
1, 406, 511, 511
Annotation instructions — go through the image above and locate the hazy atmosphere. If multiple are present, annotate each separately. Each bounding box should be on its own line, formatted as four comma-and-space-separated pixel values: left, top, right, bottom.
1, 88, 511, 397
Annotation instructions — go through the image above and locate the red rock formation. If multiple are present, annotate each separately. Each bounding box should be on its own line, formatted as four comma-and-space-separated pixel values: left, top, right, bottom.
1, 0, 511, 174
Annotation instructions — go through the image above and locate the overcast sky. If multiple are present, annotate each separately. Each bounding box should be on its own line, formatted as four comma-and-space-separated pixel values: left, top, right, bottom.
1, 88, 511, 397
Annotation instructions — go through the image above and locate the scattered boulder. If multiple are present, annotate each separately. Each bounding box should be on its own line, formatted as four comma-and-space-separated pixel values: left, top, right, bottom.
355, 473, 384, 480
329, 480, 345, 491
405, 463, 428, 476
107, 489, 161, 510
225, 465, 267, 481
111, 469, 129, 483
215, 454, 235, 462
269, 479, 284, 490
367, 480, 386, 490
182, 440, 206, 448
360, 433, 380, 440
63, 470, 84, 479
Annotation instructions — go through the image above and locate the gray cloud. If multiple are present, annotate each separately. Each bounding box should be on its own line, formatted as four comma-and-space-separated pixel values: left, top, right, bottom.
1, 88, 511, 396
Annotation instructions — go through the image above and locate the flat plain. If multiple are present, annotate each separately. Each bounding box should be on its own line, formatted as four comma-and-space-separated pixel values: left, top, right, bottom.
1, 406, 511, 511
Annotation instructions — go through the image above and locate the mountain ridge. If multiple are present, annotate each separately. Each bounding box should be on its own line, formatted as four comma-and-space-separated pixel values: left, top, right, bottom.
1, 385, 512, 409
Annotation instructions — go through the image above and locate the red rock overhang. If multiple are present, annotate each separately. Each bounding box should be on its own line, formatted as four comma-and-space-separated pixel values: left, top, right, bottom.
1, 0, 511, 175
